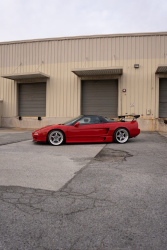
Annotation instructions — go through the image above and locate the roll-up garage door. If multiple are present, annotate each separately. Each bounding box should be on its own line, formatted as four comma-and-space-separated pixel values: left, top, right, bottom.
159, 79, 167, 118
19, 82, 46, 116
82, 80, 118, 117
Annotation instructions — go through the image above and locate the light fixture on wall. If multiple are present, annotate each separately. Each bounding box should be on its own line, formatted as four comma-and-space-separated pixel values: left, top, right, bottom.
134, 64, 139, 68
19, 116, 22, 120
38, 117, 42, 121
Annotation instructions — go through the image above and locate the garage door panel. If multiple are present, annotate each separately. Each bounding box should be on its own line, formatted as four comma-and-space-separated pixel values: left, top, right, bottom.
82, 105, 118, 108
159, 79, 167, 118
82, 100, 118, 104
19, 82, 46, 117
20, 103, 46, 107
159, 103, 167, 117
19, 106, 46, 110
82, 80, 118, 117
20, 112, 45, 116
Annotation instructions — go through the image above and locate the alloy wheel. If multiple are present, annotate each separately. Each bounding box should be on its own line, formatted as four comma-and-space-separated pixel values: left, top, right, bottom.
115, 128, 129, 143
48, 130, 64, 146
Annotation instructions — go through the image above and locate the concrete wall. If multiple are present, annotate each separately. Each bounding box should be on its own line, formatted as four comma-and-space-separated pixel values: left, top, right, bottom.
0, 32, 167, 130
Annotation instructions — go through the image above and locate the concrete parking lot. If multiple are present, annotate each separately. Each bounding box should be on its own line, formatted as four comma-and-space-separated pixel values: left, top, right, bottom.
0, 129, 167, 250
0, 131, 105, 191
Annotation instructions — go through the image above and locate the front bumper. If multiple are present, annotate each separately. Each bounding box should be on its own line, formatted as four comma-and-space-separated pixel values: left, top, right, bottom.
32, 132, 47, 142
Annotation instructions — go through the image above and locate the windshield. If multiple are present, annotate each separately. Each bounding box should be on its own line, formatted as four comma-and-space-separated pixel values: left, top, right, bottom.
62, 116, 83, 125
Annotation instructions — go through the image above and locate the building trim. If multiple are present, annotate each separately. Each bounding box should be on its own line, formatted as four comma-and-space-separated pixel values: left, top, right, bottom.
156, 65, 167, 74
72, 67, 123, 77
1, 71, 50, 80
0, 31, 167, 45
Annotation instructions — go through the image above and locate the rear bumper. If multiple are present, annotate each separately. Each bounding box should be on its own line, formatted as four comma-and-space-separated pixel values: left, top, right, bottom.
136, 128, 140, 136
130, 128, 140, 138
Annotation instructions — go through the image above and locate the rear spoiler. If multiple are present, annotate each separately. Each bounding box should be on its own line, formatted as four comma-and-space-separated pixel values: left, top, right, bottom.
118, 115, 140, 121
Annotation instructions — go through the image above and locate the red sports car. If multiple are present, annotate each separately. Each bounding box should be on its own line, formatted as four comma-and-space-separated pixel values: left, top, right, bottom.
32, 115, 140, 146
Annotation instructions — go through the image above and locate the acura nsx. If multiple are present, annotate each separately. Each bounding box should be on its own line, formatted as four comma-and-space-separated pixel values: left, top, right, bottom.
32, 115, 140, 146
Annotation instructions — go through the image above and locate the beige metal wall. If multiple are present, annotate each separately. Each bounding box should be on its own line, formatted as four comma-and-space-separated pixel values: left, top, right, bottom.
0, 32, 167, 129
0, 100, 2, 126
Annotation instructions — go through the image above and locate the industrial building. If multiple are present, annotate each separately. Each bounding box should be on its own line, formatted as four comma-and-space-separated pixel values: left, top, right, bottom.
0, 31, 167, 131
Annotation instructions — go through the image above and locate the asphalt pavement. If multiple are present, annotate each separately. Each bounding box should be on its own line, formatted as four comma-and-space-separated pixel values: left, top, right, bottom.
0, 130, 167, 250
0, 128, 33, 145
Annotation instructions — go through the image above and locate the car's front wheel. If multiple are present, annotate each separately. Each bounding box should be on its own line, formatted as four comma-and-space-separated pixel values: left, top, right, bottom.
48, 130, 65, 146
114, 128, 129, 143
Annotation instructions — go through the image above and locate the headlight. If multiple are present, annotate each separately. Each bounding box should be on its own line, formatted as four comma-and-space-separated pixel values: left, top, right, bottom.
34, 132, 38, 135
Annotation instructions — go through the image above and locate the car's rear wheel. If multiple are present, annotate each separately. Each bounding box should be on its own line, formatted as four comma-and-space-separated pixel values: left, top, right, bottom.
48, 130, 65, 146
114, 128, 129, 143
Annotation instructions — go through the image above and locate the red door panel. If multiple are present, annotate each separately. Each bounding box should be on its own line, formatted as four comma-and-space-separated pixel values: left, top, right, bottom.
66, 124, 106, 143
102, 123, 116, 136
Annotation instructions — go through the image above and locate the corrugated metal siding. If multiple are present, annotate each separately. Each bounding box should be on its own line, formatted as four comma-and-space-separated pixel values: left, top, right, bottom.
81, 80, 118, 117
159, 78, 167, 118
19, 83, 46, 116
0, 33, 167, 118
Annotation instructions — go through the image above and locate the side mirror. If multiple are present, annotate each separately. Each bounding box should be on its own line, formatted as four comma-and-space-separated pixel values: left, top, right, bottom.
74, 122, 80, 127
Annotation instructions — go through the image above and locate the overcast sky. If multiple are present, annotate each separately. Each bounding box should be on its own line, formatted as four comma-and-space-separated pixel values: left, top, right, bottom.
0, 0, 167, 42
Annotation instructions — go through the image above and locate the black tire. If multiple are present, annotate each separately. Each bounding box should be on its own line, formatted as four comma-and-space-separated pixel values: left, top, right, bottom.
113, 128, 129, 144
48, 130, 65, 146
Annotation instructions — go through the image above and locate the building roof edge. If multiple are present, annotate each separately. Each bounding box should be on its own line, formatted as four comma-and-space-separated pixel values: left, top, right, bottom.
0, 31, 167, 45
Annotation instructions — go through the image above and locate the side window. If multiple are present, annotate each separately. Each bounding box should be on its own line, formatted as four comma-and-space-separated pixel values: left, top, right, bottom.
78, 117, 91, 125
78, 116, 100, 125
99, 116, 108, 123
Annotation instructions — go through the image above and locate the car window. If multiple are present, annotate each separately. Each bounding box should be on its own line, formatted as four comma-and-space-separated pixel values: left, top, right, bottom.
62, 115, 82, 125
99, 116, 108, 123
104, 117, 115, 123
78, 116, 100, 125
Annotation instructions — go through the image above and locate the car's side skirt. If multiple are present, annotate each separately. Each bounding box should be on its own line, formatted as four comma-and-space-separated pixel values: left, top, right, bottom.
66, 136, 113, 143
